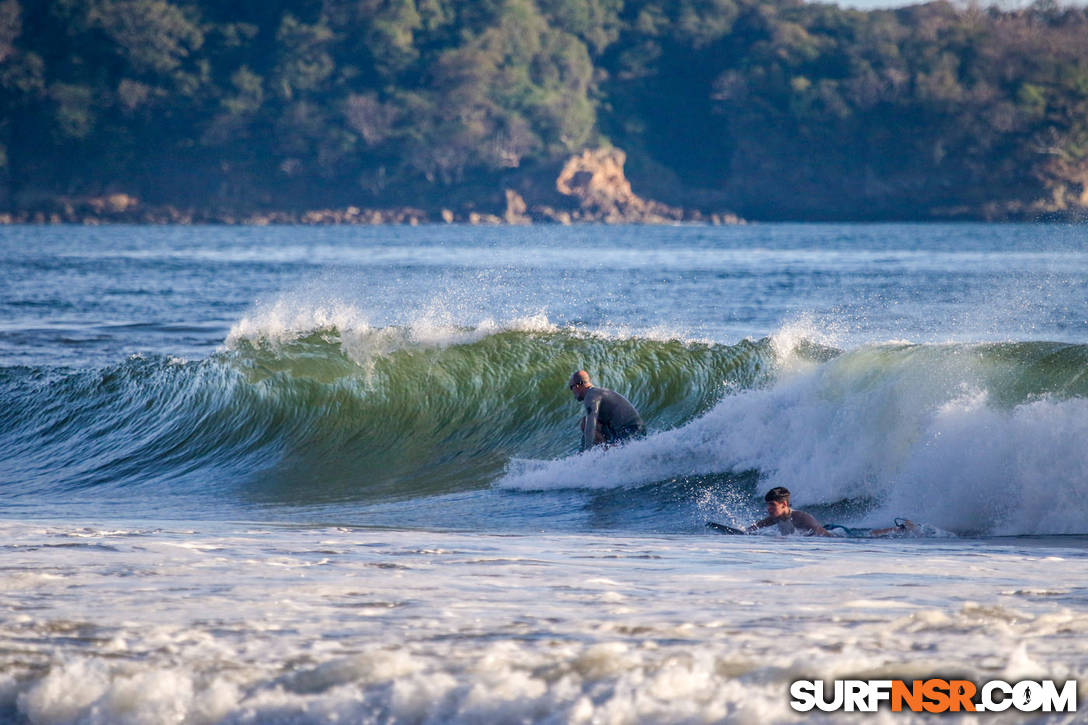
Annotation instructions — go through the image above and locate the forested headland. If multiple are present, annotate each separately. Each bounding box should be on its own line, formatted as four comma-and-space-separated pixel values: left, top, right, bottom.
2, 0, 1087, 223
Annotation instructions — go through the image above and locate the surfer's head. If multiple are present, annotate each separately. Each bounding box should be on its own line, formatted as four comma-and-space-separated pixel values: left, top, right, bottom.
764, 486, 791, 518
569, 370, 592, 400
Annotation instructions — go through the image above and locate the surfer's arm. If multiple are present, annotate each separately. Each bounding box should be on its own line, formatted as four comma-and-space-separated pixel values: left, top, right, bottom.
582, 396, 601, 451
746, 516, 776, 532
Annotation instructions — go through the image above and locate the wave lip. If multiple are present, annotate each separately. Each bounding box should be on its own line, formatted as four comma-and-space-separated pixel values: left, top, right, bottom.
225, 298, 562, 370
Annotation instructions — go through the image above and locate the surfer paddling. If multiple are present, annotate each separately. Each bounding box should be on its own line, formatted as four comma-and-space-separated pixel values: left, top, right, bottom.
706, 486, 925, 538
747, 487, 834, 537
744, 486, 921, 537
569, 370, 645, 451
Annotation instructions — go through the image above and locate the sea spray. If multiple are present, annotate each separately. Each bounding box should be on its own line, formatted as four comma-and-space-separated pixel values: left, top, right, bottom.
497, 341, 1088, 536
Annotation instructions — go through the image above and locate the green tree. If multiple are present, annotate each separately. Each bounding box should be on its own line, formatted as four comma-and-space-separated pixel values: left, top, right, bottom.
272, 14, 334, 100
89, 0, 204, 75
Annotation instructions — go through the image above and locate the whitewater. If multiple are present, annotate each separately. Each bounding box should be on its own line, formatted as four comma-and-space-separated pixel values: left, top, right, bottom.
1, 223, 1087, 723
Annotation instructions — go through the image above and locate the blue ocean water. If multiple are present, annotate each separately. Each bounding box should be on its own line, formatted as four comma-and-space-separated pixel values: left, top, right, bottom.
2, 223, 1088, 724
3, 223, 1087, 532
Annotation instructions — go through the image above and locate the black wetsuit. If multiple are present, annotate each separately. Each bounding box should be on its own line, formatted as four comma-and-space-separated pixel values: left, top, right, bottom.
581, 387, 645, 451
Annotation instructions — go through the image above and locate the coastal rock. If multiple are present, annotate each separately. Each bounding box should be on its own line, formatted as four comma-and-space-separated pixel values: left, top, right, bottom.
106, 193, 139, 213
503, 190, 530, 225
554, 148, 685, 223
528, 205, 572, 224
59, 193, 142, 217
62, 193, 142, 219
468, 212, 503, 225
2, 155, 746, 224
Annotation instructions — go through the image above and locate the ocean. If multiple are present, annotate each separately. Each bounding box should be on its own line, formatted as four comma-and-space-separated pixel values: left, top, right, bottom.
1, 223, 1086, 723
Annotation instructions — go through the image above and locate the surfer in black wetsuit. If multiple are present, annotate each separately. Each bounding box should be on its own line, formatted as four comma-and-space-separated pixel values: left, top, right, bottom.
569, 370, 645, 451
748, 486, 834, 537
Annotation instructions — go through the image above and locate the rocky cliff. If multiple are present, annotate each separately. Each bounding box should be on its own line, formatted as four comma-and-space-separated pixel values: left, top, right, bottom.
2, 148, 743, 225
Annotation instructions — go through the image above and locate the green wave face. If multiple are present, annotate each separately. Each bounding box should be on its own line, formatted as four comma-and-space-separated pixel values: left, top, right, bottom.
5, 331, 1088, 532
221, 328, 779, 503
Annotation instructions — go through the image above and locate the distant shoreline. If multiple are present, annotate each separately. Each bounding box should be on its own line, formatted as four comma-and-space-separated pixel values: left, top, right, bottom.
0, 206, 745, 227
3, 205, 1082, 225
3, 146, 1084, 227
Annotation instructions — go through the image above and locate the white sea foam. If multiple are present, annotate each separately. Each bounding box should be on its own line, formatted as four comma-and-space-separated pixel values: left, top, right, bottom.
222, 289, 716, 371
225, 293, 560, 365
499, 337, 1088, 536
1, 521, 1085, 725
225, 297, 371, 346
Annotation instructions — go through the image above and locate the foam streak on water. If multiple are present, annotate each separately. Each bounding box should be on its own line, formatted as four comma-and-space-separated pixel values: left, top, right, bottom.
1, 521, 1086, 725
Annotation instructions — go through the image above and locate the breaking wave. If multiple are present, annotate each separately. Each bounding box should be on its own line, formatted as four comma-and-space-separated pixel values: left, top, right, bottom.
3, 304, 1086, 535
